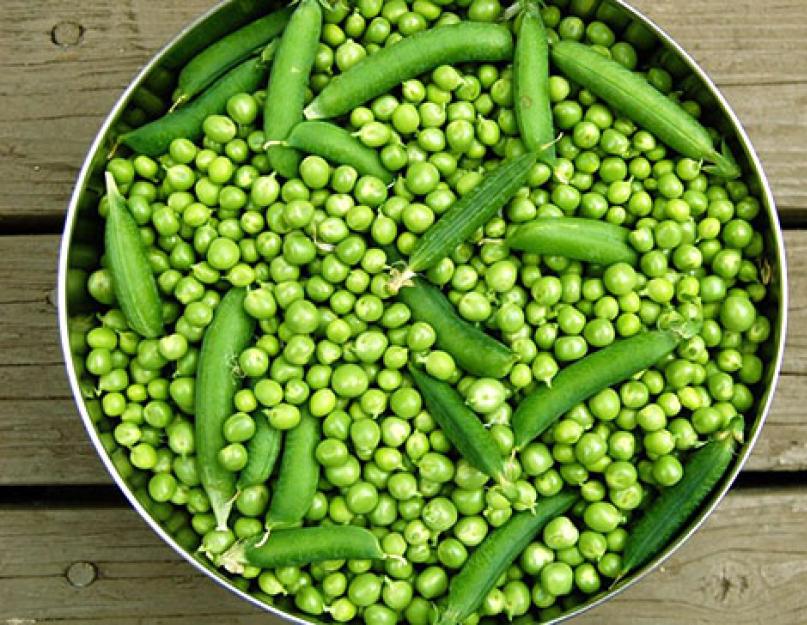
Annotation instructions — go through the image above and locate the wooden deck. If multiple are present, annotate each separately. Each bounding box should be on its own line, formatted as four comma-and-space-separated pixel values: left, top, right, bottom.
1, 0, 805, 622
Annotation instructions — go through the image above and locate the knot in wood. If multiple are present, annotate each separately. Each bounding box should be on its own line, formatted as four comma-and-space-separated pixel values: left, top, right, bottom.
51, 21, 85, 48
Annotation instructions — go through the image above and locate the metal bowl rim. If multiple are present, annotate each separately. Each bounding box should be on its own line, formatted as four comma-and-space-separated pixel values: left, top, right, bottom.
57, 1, 789, 623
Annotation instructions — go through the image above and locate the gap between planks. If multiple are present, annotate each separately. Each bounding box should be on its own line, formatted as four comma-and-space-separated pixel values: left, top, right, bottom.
1, 487, 807, 624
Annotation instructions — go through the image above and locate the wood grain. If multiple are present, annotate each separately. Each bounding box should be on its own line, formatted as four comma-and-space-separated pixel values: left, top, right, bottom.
2, 488, 806, 624
0, 0, 805, 225
0, 229, 803, 483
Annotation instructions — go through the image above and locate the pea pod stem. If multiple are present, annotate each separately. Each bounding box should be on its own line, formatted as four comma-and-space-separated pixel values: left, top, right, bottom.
436, 491, 578, 625
103, 174, 164, 338
513, 328, 693, 449
550, 40, 741, 179
506, 217, 638, 266
220, 526, 385, 575
304, 22, 514, 120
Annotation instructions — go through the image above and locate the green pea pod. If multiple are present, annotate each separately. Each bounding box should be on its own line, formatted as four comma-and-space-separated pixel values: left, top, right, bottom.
264, 0, 323, 178
266, 409, 320, 530
397, 275, 516, 379
120, 57, 267, 157
514, 10, 556, 164
621, 419, 743, 575
305, 22, 514, 120
196, 287, 256, 531
220, 525, 384, 575
174, 6, 293, 106
409, 365, 507, 484
390, 153, 536, 292
436, 491, 578, 625
103, 173, 164, 338
285, 121, 393, 184
513, 329, 686, 449
550, 40, 741, 178
236, 412, 282, 491
383, 244, 516, 378
506, 217, 637, 266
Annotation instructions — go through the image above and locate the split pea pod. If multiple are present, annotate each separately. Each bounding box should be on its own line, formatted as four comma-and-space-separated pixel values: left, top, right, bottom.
621, 419, 743, 575
103, 173, 164, 338
120, 57, 267, 157
514, 10, 556, 164
397, 275, 516, 378
304, 22, 514, 120
264, 0, 322, 178
513, 328, 689, 449
506, 217, 637, 266
174, 6, 292, 106
390, 153, 536, 292
220, 526, 384, 575
550, 40, 740, 178
409, 365, 506, 484
236, 412, 282, 491
436, 491, 578, 625
195, 287, 256, 530
285, 121, 393, 184
266, 409, 320, 530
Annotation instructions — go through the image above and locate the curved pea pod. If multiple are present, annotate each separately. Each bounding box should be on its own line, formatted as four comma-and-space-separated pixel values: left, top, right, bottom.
120, 57, 268, 157
174, 6, 292, 106
305, 22, 514, 120
409, 365, 507, 484
103, 173, 164, 338
285, 121, 393, 184
506, 217, 637, 266
390, 153, 536, 292
514, 10, 556, 165
513, 329, 687, 449
220, 525, 384, 574
621, 419, 743, 575
397, 275, 516, 378
550, 40, 741, 179
195, 287, 256, 530
436, 491, 578, 625
266, 409, 320, 530
264, 0, 322, 178
236, 413, 282, 491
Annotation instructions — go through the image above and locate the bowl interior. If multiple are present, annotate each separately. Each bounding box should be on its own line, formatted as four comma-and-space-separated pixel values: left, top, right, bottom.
58, 1, 788, 622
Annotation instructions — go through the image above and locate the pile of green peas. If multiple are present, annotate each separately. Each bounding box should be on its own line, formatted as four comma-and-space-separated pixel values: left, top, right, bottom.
69, 0, 773, 622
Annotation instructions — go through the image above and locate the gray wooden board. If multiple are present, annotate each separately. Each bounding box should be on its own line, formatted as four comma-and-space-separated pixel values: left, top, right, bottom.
2, 488, 806, 623
0, 0, 805, 223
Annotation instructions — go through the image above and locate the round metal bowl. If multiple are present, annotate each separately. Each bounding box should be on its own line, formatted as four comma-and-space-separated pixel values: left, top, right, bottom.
58, 1, 788, 622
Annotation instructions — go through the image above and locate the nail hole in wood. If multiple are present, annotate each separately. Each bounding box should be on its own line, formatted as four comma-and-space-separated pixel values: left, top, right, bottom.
66, 561, 97, 588
51, 21, 85, 48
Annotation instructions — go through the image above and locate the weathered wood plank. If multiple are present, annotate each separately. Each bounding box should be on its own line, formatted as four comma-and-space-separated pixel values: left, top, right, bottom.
0, 0, 805, 225
0, 230, 804, 483
2, 488, 806, 623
